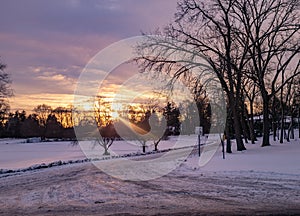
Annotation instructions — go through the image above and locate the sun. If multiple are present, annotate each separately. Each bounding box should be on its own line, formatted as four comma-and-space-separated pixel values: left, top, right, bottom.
110, 111, 119, 119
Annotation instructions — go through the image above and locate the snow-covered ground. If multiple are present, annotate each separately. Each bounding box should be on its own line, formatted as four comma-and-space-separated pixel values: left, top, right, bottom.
0, 134, 299, 215
198, 137, 300, 175
1, 134, 299, 175
0, 135, 204, 170
0, 139, 85, 170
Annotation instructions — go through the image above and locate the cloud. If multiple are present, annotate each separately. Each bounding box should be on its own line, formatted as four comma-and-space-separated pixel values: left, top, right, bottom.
0, 0, 177, 112
9, 93, 75, 112
37, 74, 65, 82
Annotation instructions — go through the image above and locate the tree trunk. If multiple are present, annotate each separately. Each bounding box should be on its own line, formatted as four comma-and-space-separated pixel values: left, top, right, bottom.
249, 119, 256, 144
280, 111, 284, 143
232, 106, 246, 151
249, 100, 256, 144
280, 85, 285, 143
240, 112, 250, 144
154, 143, 158, 151
103, 144, 110, 155
142, 141, 146, 153
103, 149, 110, 155
272, 121, 277, 141
225, 126, 232, 153
287, 117, 294, 140
226, 138, 232, 153
240, 101, 251, 143
225, 110, 232, 153
271, 95, 277, 141
262, 97, 271, 147
227, 92, 246, 151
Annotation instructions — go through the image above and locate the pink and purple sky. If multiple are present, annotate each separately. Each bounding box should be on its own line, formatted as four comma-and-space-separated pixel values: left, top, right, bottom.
0, 0, 177, 113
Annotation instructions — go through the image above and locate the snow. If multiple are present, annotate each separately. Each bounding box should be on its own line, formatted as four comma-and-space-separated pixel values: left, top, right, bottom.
0, 135, 205, 170
196, 137, 300, 175
0, 140, 85, 170
0, 133, 299, 176
0, 134, 299, 215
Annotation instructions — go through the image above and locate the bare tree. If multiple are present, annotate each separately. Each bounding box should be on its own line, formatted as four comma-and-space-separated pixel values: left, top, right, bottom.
91, 96, 117, 154
0, 59, 13, 133
137, 0, 299, 149
95, 123, 118, 155
293, 82, 300, 138
33, 104, 52, 127
242, 76, 260, 144
270, 94, 281, 141
53, 106, 74, 128
137, 0, 248, 151
284, 78, 300, 141
234, 0, 300, 146
0, 60, 13, 100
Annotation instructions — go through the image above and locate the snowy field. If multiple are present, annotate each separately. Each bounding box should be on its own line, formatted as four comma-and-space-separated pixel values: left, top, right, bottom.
0, 134, 299, 215
0, 135, 204, 170
1, 134, 299, 175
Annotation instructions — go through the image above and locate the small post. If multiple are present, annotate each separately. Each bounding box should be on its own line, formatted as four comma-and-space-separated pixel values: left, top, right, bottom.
198, 134, 201, 157
222, 138, 225, 159
220, 134, 225, 159
195, 126, 202, 157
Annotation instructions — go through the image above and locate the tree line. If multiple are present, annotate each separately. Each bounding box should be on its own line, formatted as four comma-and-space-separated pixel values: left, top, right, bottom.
1, 105, 75, 139
0, 59, 186, 153
0, 99, 183, 138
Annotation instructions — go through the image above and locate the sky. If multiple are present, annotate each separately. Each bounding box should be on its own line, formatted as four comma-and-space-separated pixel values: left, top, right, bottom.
0, 0, 178, 113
